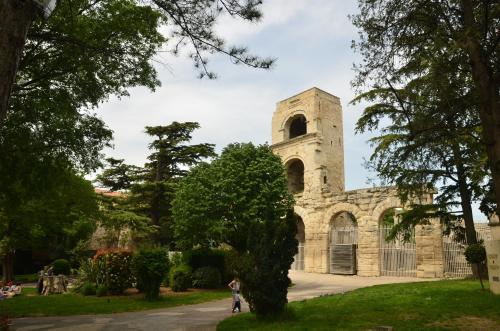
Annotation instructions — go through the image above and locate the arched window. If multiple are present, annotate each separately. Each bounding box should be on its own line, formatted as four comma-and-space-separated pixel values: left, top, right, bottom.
286, 159, 304, 194
286, 114, 307, 139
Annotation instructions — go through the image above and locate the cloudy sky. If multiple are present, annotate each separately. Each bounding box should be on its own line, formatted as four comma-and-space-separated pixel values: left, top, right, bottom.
95, 0, 485, 221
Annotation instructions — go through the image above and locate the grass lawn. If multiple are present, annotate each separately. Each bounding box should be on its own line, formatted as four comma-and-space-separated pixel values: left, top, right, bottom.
218, 280, 500, 331
1, 287, 230, 318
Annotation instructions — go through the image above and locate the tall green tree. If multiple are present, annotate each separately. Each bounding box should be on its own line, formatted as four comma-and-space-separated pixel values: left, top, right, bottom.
351, 0, 500, 218
1, 0, 274, 125
96, 122, 215, 247
172, 143, 297, 317
132, 122, 216, 246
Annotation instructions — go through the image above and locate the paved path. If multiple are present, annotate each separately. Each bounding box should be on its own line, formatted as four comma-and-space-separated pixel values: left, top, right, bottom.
12, 271, 433, 331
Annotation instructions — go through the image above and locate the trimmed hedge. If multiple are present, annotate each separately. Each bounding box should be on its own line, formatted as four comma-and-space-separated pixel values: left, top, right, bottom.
169, 264, 192, 292
192, 266, 221, 289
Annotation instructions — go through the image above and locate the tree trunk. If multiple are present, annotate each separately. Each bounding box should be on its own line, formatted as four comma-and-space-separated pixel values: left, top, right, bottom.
0, 0, 37, 125
1, 251, 14, 282
452, 145, 478, 245
459, 0, 500, 220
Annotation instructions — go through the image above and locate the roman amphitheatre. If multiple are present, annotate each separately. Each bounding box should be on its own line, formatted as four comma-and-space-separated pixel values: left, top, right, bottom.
271, 87, 490, 278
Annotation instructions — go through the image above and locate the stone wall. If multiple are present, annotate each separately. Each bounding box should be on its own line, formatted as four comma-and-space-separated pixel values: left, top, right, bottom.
292, 186, 443, 277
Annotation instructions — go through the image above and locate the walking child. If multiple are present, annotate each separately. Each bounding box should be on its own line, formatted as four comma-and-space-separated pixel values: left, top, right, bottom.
232, 290, 241, 313
228, 276, 241, 313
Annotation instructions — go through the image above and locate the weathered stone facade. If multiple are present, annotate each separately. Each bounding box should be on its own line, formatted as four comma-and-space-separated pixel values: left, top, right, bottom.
271, 87, 443, 277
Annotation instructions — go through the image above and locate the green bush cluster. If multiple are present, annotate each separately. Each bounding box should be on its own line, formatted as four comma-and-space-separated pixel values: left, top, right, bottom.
96, 285, 108, 297
76, 251, 134, 296
169, 265, 192, 292
81, 282, 96, 296
184, 248, 236, 284
52, 259, 71, 275
132, 248, 170, 300
192, 266, 221, 289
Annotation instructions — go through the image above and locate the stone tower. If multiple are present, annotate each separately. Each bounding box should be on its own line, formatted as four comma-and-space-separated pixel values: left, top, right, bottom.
271, 87, 344, 197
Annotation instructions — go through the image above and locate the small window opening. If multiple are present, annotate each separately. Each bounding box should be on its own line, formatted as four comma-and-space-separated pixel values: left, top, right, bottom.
287, 159, 304, 194
289, 116, 307, 139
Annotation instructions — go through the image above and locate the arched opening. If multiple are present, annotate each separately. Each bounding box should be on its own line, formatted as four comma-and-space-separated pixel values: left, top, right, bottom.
329, 211, 357, 274
286, 114, 307, 139
291, 215, 305, 271
378, 207, 416, 277
286, 159, 304, 194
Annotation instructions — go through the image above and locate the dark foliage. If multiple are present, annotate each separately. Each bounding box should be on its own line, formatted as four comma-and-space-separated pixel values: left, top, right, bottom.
192, 266, 221, 289
52, 259, 71, 276
132, 248, 170, 300
169, 264, 192, 292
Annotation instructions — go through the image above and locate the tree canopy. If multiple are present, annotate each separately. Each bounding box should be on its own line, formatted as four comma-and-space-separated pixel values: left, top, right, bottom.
352, 48, 487, 243
351, 0, 498, 225
172, 143, 297, 317
1, 0, 275, 124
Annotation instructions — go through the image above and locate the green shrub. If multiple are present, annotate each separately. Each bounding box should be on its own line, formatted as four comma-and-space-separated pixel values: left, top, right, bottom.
81, 282, 96, 296
132, 248, 170, 301
52, 259, 71, 275
465, 243, 487, 264
169, 252, 185, 267
169, 264, 192, 292
95, 251, 134, 295
192, 266, 221, 289
96, 285, 108, 297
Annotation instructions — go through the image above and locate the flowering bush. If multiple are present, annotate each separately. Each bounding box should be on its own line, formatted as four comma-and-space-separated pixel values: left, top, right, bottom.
93, 249, 134, 295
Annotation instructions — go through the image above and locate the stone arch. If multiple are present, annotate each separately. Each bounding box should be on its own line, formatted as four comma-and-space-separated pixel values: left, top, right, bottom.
329, 211, 358, 244
371, 196, 404, 226
291, 211, 306, 271
328, 208, 359, 274
323, 202, 363, 233
283, 113, 307, 140
285, 158, 305, 194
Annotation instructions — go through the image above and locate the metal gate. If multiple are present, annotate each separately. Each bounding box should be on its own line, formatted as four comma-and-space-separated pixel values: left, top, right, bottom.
291, 243, 305, 270
329, 226, 357, 274
379, 226, 416, 277
443, 224, 491, 278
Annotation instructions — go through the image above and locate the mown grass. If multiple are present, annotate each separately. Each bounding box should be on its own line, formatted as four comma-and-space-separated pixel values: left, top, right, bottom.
1, 287, 230, 318
218, 280, 500, 331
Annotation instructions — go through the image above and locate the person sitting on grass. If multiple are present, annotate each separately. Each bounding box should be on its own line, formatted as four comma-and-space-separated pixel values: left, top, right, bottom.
7, 283, 22, 297
0, 288, 6, 301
